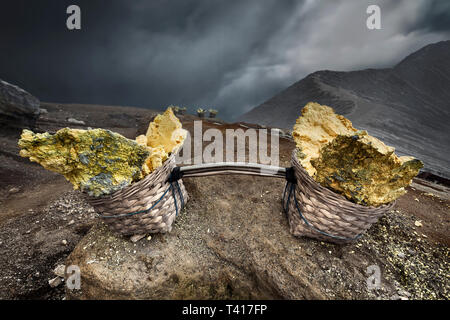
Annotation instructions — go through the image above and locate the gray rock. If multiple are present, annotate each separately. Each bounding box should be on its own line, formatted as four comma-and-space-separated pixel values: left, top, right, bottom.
0, 79, 40, 128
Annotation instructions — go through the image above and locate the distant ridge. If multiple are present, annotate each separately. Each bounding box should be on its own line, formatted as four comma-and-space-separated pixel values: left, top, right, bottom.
239, 41, 450, 179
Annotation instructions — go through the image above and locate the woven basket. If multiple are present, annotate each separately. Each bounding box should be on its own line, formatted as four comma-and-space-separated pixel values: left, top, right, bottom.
283, 150, 394, 244
86, 152, 188, 236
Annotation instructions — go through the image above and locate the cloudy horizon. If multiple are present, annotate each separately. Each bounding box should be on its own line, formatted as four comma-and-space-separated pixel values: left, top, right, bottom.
1, 0, 449, 120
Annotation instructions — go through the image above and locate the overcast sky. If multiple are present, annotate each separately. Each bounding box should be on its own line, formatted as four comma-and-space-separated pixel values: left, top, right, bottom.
0, 0, 449, 120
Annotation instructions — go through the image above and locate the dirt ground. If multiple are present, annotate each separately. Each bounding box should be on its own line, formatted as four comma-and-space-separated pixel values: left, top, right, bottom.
0, 103, 448, 299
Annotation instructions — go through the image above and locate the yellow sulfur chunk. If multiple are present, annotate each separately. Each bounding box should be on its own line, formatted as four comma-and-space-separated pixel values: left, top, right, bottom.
18, 128, 150, 197
292, 102, 357, 176
293, 102, 423, 207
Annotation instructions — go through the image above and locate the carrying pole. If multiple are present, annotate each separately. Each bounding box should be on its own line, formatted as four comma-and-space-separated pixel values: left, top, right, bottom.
177, 162, 286, 179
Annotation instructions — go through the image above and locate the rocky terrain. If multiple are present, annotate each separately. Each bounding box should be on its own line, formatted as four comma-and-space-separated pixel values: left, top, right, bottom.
0, 93, 448, 299
240, 41, 450, 180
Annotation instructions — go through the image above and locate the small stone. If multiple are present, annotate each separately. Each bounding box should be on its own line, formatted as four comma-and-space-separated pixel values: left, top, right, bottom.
68, 220, 75, 225
8, 187, 20, 194
397, 289, 411, 297
397, 252, 405, 259
53, 265, 66, 277
130, 234, 146, 243
18, 128, 150, 197
48, 276, 62, 288
62, 239, 68, 245
414, 220, 423, 227
67, 118, 86, 125
414, 198, 420, 202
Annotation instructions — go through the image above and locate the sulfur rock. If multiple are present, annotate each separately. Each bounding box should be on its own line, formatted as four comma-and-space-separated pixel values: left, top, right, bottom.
136, 107, 187, 174
293, 102, 423, 207
18, 128, 149, 197
293, 102, 357, 176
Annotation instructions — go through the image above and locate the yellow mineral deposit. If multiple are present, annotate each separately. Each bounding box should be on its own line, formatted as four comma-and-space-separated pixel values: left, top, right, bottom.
293, 102, 423, 207
18, 128, 150, 197
136, 107, 187, 175
18, 107, 187, 197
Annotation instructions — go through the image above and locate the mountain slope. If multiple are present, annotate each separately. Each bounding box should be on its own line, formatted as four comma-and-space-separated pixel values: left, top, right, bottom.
239, 41, 450, 179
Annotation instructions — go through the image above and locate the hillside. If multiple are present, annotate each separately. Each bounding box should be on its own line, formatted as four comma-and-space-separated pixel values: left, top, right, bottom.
239, 41, 450, 179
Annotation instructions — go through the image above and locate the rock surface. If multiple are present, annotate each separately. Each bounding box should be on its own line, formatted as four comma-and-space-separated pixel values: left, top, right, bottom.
65, 174, 449, 300
18, 128, 150, 197
0, 102, 447, 300
293, 103, 423, 206
0, 79, 40, 129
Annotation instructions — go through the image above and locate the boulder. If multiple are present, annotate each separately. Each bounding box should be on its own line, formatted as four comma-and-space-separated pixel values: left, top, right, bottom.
0, 79, 40, 129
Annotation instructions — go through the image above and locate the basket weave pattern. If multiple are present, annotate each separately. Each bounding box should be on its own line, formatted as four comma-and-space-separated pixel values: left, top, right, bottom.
86, 153, 188, 236
284, 150, 394, 243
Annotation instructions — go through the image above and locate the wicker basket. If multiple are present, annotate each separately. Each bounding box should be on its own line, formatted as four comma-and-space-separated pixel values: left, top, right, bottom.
86, 152, 188, 236
283, 150, 394, 244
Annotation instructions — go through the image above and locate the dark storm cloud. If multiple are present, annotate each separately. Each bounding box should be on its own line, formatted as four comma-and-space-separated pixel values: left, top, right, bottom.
0, 0, 448, 121
413, 0, 450, 32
